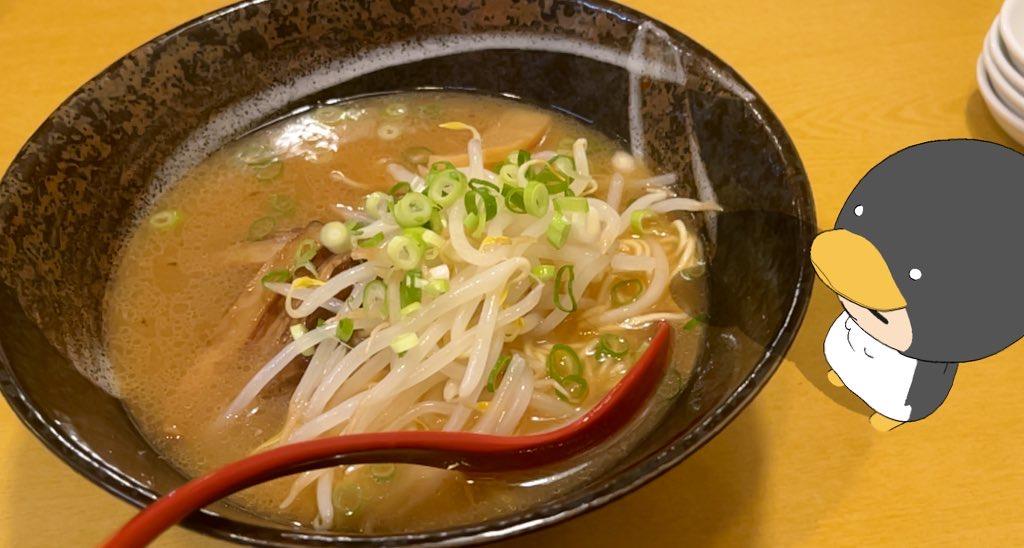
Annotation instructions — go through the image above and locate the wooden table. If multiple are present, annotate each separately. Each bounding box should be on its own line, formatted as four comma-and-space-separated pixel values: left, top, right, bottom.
1, 0, 1021, 545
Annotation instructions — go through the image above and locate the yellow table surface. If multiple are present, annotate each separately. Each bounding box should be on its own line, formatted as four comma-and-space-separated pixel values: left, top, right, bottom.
2, 0, 1022, 546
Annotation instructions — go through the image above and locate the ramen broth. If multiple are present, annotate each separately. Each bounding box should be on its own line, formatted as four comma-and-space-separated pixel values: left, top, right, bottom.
105, 92, 707, 533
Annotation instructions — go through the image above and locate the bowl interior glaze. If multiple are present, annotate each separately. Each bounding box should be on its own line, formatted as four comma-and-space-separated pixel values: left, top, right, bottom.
0, 0, 814, 545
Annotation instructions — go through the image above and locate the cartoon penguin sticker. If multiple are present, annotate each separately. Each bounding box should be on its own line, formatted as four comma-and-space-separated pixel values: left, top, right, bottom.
811, 139, 1024, 430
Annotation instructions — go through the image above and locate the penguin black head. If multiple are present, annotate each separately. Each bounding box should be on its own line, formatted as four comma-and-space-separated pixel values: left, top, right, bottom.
811, 139, 1024, 363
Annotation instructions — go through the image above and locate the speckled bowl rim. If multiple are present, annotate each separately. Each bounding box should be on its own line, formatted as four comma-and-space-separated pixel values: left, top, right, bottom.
0, 0, 815, 545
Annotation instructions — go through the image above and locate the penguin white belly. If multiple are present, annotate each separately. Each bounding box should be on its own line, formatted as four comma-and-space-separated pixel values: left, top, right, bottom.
824, 312, 917, 421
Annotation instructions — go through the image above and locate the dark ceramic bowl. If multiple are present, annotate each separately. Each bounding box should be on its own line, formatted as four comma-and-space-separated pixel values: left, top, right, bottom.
0, 0, 814, 545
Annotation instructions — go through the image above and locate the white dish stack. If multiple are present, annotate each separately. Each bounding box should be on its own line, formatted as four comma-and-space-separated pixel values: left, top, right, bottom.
980, 0, 1024, 145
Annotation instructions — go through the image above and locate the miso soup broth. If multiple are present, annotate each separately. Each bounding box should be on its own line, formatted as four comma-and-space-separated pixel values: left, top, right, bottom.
105, 91, 710, 533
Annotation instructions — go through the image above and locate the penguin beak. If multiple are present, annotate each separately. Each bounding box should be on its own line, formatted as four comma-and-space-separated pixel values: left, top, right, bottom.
810, 229, 907, 311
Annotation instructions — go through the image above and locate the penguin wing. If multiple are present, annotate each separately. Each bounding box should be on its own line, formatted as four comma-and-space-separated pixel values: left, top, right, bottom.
905, 361, 958, 421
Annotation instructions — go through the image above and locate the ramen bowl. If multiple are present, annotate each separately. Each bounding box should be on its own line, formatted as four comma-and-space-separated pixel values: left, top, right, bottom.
0, 0, 814, 545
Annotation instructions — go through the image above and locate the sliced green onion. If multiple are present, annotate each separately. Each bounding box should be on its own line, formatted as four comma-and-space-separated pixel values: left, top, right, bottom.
430, 160, 456, 173
384, 103, 408, 117
498, 164, 518, 185
247, 216, 276, 241
362, 279, 387, 317
469, 179, 501, 193
684, 313, 708, 331
424, 278, 450, 297
417, 103, 441, 118
631, 209, 654, 235
390, 332, 419, 354
427, 209, 445, 233
402, 146, 433, 166
237, 143, 275, 166
402, 226, 426, 242
393, 192, 434, 227
556, 374, 589, 404
313, 105, 346, 125
364, 192, 391, 219
253, 159, 283, 180
402, 226, 441, 256
546, 344, 583, 381
597, 333, 630, 359
400, 271, 422, 308
486, 355, 512, 392
149, 209, 182, 231
377, 124, 401, 140
524, 180, 550, 217
611, 278, 645, 307
268, 194, 296, 216
293, 239, 320, 277
657, 368, 684, 400
554, 265, 577, 312
319, 221, 351, 254
471, 218, 487, 240
464, 188, 498, 221
529, 162, 567, 185
550, 155, 576, 178
370, 463, 397, 483
508, 150, 530, 166
420, 229, 444, 249
555, 196, 589, 213
290, 324, 315, 357
336, 318, 355, 342
346, 220, 365, 234
425, 169, 466, 207
547, 214, 571, 249
543, 177, 570, 195
261, 269, 292, 287
464, 212, 481, 232
531, 264, 556, 281
294, 238, 319, 266
520, 160, 571, 194
332, 483, 363, 517
357, 232, 385, 248
386, 235, 424, 270
502, 185, 527, 214
400, 302, 422, 317
388, 181, 413, 199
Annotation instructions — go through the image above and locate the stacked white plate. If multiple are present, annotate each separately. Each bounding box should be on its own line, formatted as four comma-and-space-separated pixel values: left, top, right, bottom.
980, 0, 1024, 144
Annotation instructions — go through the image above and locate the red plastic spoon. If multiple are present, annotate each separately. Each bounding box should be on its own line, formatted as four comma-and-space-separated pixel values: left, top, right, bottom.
104, 323, 671, 547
